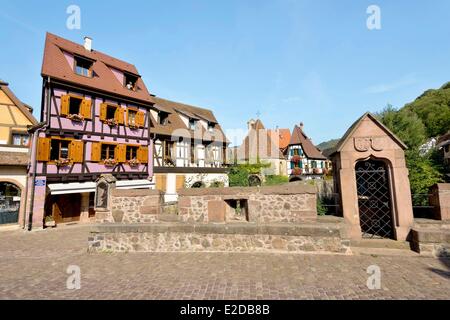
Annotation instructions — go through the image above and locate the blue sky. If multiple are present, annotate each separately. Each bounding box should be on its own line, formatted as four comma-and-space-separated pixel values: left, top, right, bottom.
1, 0, 450, 145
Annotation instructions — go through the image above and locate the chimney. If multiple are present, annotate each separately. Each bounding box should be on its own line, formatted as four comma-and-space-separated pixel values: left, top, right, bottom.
299, 122, 304, 131
84, 36, 92, 51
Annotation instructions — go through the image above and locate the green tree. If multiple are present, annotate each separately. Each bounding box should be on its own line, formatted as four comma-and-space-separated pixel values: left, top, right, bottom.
376, 104, 427, 149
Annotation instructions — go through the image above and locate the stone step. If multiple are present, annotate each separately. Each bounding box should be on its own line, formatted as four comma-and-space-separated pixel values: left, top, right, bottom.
349, 239, 411, 250
350, 247, 419, 257
157, 214, 180, 222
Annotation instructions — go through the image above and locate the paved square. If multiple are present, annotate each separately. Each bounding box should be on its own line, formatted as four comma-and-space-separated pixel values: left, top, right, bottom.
0, 225, 449, 300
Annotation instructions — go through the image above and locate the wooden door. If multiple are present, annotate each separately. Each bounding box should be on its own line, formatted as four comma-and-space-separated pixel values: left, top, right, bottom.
52, 194, 82, 223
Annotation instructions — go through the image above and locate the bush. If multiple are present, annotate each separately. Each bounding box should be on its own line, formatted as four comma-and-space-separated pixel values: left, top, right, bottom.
317, 197, 327, 216
264, 175, 289, 186
228, 162, 271, 187
210, 180, 225, 188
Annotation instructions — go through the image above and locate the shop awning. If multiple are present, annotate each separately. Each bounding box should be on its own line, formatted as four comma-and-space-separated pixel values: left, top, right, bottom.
47, 180, 154, 195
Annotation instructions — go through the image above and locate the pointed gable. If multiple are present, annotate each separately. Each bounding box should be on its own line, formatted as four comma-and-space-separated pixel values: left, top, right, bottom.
41, 33, 153, 105
332, 112, 407, 155
289, 125, 326, 160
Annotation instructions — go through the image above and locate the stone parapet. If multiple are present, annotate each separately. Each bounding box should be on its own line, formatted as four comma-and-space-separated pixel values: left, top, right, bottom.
430, 183, 450, 221
178, 184, 317, 224
88, 219, 350, 254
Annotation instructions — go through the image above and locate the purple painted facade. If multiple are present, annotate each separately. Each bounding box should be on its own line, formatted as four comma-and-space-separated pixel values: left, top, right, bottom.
26, 33, 155, 229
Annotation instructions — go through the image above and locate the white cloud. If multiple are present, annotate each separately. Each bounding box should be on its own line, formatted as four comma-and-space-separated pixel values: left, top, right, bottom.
364, 74, 417, 94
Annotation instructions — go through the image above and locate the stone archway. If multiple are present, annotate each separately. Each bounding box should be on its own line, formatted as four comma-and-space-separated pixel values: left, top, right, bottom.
0, 181, 22, 225
248, 174, 262, 187
355, 159, 394, 239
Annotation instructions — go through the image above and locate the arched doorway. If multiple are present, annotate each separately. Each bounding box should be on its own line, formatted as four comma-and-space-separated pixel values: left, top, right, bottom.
355, 159, 394, 239
0, 182, 21, 225
248, 175, 261, 187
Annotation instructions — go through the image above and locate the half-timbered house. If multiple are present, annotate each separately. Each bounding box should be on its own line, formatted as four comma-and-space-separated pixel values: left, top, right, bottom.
150, 97, 229, 202
27, 33, 154, 228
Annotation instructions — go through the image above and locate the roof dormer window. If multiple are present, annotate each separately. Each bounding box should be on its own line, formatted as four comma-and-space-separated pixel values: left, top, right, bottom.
189, 119, 197, 130
124, 73, 138, 91
74, 56, 93, 77
158, 112, 169, 125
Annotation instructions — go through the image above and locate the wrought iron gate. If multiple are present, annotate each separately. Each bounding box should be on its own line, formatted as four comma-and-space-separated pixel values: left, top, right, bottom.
355, 160, 394, 239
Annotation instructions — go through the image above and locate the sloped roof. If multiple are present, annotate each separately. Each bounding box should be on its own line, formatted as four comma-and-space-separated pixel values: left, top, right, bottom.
437, 131, 450, 148
151, 97, 228, 144
41, 33, 153, 105
330, 112, 407, 155
238, 119, 284, 160
0, 80, 37, 125
289, 125, 326, 160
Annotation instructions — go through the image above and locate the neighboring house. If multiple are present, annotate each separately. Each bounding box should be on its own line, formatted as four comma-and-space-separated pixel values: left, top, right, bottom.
236, 119, 287, 177
150, 97, 229, 202
0, 80, 37, 227
437, 131, 450, 165
27, 33, 154, 228
286, 123, 328, 180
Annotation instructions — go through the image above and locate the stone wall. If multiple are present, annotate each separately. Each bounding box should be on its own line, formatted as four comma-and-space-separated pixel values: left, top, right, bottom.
88, 221, 350, 254
178, 184, 317, 224
411, 219, 450, 258
430, 183, 450, 221
96, 189, 164, 224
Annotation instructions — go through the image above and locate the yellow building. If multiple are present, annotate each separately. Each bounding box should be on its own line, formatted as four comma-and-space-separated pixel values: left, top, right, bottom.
0, 80, 37, 227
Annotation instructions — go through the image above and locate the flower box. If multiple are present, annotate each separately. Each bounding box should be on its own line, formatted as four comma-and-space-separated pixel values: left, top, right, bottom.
291, 155, 302, 164
106, 118, 118, 127
67, 113, 85, 122
127, 158, 140, 167
291, 167, 303, 175
313, 168, 322, 174
55, 158, 71, 167
103, 158, 117, 167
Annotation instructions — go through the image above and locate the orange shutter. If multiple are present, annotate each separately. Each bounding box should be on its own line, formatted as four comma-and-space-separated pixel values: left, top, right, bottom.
81, 99, 92, 119
37, 137, 51, 162
60, 95, 70, 116
176, 175, 185, 191
99, 103, 107, 121
91, 142, 101, 162
69, 140, 84, 163
115, 144, 126, 162
156, 175, 167, 192
137, 146, 149, 163
136, 111, 145, 127
116, 107, 125, 124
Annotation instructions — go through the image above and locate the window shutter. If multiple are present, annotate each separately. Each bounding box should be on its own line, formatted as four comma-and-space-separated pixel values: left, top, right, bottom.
91, 142, 101, 162
37, 137, 51, 162
69, 140, 84, 163
137, 146, 148, 163
81, 99, 92, 119
116, 107, 124, 124
176, 175, 185, 191
99, 103, 107, 121
61, 95, 70, 116
115, 144, 126, 162
136, 111, 145, 127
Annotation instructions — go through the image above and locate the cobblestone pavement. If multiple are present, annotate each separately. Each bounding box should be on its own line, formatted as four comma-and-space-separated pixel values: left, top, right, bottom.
0, 225, 449, 300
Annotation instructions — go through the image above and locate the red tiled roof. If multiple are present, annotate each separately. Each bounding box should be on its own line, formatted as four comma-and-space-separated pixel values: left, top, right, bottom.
41, 33, 153, 105
289, 125, 326, 160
